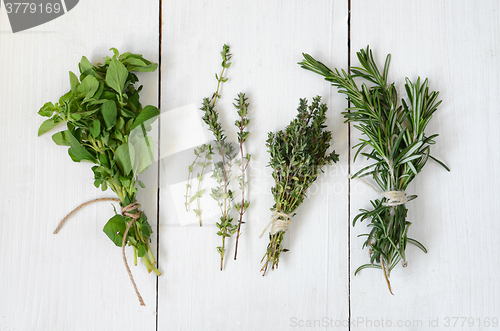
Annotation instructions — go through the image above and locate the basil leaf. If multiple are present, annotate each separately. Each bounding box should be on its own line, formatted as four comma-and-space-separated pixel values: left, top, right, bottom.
38, 102, 55, 117
76, 75, 99, 101
137, 243, 146, 257
69, 71, 80, 93
103, 214, 126, 247
79, 56, 94, 74
89, 119, 100, 137
67, 129, 97, 163
52, 130, 71, 146
133, 135, 155, 175
101, 100, 117, 129
38, 116, 63, 136
106, 58, 128, 95
68, 145, 97, 163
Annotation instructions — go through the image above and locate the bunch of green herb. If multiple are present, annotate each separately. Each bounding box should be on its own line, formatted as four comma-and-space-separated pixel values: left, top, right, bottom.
185, 143, 214, 226
233, 92, 251, 260
261, 96, 339, 275
38, 48, 160, 305
300, 46, 449, 293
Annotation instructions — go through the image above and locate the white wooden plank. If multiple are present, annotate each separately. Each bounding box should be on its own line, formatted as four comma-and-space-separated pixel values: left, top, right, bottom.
349, 0, 500, 329
0, 1, 160, 329
3, 0, 496, 329
158, 0, 349, 330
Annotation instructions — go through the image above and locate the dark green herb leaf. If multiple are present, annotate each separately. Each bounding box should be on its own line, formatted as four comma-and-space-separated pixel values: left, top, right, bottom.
103, 214, 126, 247
38, 117, 63, 136
130, 105, 160, 131
115, 143, 134, 175
38, 102, 55, 117
52, 130, 71, 146
69, 71, 80, 93
101, 100, 117, 130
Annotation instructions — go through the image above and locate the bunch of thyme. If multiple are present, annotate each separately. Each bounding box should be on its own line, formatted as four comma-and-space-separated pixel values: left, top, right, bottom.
38, 49, 161, 305
261, 96, 339, 275
300, 46, 449, 293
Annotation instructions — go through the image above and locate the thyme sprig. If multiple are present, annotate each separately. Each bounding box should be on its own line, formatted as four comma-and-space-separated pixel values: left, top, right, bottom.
199, 45, 238, 270
202, 93, 237, 270
261, 96, 339, 275
233, 93, 251, 260
300, 46, 449, 293
185, 45, 232, 229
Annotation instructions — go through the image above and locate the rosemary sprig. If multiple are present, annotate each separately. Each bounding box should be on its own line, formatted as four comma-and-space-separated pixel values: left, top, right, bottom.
261, 96, 339, 275
300, 46, 449, 293
233, 93, 251, 260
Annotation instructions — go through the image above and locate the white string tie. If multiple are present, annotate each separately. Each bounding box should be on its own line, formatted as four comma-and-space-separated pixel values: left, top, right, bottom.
259, 211, 293, 238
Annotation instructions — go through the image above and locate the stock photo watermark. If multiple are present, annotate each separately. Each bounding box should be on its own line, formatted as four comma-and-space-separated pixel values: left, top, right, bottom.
1, 0, 78, 33
289, 316, 499, 329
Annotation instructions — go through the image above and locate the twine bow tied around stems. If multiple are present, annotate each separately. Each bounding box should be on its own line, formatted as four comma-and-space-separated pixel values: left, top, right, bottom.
259, 211, 293, 238
53, 198, 147, 306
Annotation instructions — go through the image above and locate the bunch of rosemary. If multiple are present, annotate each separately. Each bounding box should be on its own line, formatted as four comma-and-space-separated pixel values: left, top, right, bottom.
38, 49, 160, 305
261, 96, 339, 275
300, 46, 449, 293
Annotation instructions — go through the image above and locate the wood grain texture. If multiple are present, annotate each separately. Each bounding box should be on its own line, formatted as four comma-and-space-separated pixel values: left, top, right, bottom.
0, 1, 160, 330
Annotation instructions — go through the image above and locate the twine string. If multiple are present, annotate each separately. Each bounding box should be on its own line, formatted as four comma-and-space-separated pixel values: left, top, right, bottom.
119, 202, 145, 306
53, 198, 120, 234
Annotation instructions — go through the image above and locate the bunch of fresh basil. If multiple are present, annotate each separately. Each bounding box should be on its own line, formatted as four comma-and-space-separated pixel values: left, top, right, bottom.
38, 48, 160, 276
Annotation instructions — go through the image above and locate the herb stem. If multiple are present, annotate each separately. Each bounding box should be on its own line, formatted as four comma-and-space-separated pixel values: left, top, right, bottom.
211, 66, 226, 107
185, 153, 200, 211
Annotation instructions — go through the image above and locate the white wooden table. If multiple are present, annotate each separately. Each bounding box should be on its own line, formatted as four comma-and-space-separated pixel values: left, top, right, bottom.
1, 1, 498, 330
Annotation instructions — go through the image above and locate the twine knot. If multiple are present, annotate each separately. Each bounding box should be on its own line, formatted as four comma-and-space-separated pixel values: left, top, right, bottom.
121, 201, 142, 219
259, 211, 293, 238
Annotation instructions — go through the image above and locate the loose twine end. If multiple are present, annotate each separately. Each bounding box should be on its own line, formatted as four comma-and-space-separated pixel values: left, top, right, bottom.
54, 197, 146, 306
53, 198, 120, 234
120, 202, 145, 306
